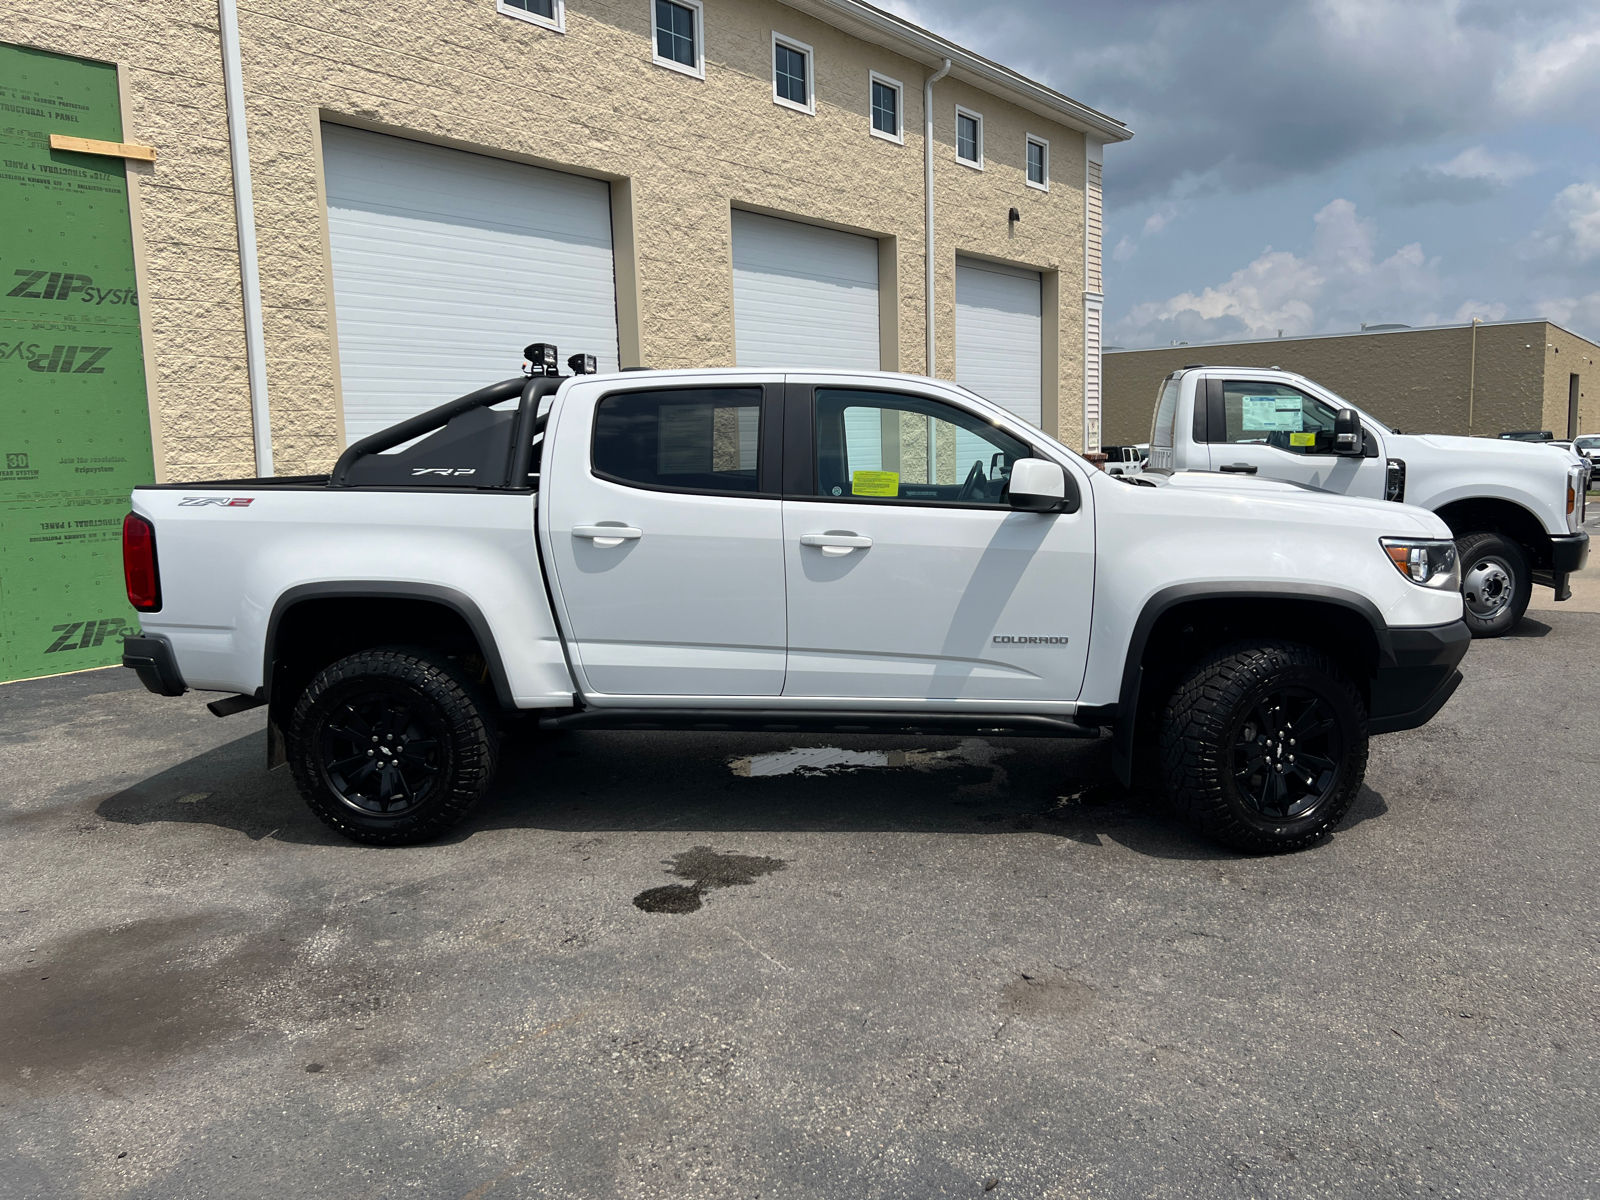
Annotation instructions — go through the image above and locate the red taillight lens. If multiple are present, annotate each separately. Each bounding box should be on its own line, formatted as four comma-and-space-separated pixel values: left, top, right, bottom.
122, 512, 161, 611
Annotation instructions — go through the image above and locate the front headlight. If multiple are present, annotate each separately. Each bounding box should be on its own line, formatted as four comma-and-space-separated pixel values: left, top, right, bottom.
1380, 538, 1460, 589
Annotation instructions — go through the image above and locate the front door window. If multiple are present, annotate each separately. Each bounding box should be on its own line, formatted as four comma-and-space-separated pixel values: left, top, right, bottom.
810, 388, 1029, 506
1220, 381, 1341, 455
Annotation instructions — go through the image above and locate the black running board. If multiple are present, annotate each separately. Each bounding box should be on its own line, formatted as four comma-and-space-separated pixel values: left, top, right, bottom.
537, 708, 1103, 739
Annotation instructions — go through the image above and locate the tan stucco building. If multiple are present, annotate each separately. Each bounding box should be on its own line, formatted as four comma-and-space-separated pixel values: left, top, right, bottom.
1102, 320, 1599, 447
2, 0, 1130, 482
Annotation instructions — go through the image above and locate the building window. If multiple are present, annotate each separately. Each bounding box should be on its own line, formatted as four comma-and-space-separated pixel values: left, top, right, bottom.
497, 0, 564, 33
652, 0, 703, 78
772, 34, 814, 114
1026, 135, 1049, 190
869, 72, 903, 143
955, 106, 982, 168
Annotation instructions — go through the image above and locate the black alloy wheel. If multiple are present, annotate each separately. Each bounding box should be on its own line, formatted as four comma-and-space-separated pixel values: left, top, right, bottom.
317, 689, 443, 818
1230, 686, 1344, 821
288, 647, 498, 845
1159, 640, 1368, 854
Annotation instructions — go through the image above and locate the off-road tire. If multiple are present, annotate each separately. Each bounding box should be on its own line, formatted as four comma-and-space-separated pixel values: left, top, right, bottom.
1455, 531, 1530, 638
1159, 640, 1368, 854
288, 647, 498, 845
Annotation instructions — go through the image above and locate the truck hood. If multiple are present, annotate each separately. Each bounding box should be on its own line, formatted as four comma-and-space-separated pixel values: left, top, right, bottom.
1134, 469, 1450, 536
1388, 432, 1582, 469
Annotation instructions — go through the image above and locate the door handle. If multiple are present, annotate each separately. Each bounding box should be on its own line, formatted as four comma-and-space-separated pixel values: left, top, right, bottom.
800, 532, 872, 557
573, 524, 642, 548
1219, 463, 1259, 475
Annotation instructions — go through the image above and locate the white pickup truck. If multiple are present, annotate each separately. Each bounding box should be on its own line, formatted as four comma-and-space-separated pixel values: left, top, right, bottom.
121, 356, 1469, 854
1144, 365, 1590, 636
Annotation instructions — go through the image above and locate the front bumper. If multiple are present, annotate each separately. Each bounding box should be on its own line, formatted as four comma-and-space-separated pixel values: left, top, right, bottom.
1536, 531, 1590, 602
1368, 620, 1471, 735
1549, 530, 1589, 572
122, 634, 187, 697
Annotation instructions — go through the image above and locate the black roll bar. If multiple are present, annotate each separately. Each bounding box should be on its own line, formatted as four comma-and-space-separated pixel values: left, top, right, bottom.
328, 375, 566, 488
507, 376, 566, 487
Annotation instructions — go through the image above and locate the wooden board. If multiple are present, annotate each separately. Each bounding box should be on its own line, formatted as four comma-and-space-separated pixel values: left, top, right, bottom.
49, 133, 157, 162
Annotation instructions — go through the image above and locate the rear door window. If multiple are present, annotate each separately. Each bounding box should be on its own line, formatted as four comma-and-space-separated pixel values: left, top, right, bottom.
1147, 375, 1180, 470
592, 387, 769, 494
1221, 381, 1341, 455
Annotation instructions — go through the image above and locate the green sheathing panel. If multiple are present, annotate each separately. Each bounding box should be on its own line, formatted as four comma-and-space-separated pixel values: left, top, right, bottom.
0, 43, 155, 682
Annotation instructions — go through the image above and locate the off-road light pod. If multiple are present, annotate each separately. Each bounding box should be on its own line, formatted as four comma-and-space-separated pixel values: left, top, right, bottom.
568, 352, 597, 375
1379, 537, 1459, 589
123, 512, 161, 611
523, 342, 560, 377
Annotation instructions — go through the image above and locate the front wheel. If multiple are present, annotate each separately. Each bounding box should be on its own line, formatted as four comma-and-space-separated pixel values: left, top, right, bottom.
288, 647, 499, 845
1455, 531, 1530, 638
1159, 640, 1368, 854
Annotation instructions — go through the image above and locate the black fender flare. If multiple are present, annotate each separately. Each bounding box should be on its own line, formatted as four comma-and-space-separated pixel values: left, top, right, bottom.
262, 582, 515, 710
1109, 582, 1394, 786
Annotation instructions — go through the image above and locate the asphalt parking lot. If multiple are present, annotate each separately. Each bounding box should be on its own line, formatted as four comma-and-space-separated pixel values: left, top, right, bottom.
4, 607, 1599, 1198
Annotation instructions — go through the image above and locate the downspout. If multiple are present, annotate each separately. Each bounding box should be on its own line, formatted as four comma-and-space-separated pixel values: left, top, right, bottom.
218, 0, 274, 476
923, 57, 951, 377
1467, 317, 1481, 435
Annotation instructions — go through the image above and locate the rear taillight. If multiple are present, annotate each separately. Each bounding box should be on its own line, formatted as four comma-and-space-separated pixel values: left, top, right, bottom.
122, 512, 161, 611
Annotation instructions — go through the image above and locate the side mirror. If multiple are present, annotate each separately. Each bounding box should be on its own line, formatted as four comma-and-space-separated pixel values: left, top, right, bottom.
1333, 408, 1365, 457
1009, 458, 1072, 512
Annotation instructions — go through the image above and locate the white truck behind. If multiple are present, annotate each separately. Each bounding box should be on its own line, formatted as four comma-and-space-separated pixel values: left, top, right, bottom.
1144, 365, 1590, 635
122, 354, 1469, 854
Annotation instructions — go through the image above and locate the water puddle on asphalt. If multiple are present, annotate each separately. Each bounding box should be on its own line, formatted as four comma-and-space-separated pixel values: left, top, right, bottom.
727, 737, 1005, 777
633, 846, 786, 914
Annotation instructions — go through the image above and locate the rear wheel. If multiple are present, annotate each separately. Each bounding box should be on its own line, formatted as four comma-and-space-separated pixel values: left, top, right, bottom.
288, 647, 498, 845
1159, 640, 1368, 854
1455, 531, 1530, 638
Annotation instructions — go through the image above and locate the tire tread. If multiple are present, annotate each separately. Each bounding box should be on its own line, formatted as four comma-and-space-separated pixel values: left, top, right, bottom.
1158, 639, 1368, 854
288, 647, 498, 846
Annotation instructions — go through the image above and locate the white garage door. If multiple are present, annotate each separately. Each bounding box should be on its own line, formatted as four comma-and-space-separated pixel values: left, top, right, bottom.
322, 124, 619, 444
731, 210, 879, 371
955, 257, 1042, 427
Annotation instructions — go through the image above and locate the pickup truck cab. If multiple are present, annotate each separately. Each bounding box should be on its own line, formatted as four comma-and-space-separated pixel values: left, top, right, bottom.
123, 360, 1470, 854
1146, 366, 1590, 635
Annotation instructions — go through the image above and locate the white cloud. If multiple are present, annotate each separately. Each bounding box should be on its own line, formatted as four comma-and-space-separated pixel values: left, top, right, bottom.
1111, 235, 1137, 261
1453, 300, 1509, 322
1384, 144, 1538, 205
1142, 203, 1178, 236
1110, 199, 1445, 346
1536, 291, 1600, 332
1531, 182, 1600, 264
1497, 22, 1600, 114
1434, 146, 1535, 184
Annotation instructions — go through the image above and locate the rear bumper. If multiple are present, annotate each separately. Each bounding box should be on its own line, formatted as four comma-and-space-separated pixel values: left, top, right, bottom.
1368, 620, 1470, 735
122, 634, 187, 697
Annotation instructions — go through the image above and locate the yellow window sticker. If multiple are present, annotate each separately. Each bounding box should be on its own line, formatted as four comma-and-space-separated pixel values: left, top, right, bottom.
1289, 431, 1317, 447
851, 470, 900, 497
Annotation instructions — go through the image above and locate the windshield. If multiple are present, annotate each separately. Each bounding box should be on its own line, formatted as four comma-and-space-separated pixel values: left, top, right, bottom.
1309, 382, 1392, 433
1574, 435, 1600, 451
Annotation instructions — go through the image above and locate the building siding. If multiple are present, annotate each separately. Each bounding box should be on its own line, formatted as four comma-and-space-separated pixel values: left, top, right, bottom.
3, 0, 1114, 478
1102, 321, 1598, 447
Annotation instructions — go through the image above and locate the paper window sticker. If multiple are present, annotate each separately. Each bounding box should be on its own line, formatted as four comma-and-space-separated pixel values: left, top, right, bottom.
851, 470, 899, 497
1289, 431, 1317, 447
1240, 396, 1304, 432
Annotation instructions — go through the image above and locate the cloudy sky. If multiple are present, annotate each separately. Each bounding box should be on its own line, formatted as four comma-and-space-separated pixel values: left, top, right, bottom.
885, 0, 1600, 348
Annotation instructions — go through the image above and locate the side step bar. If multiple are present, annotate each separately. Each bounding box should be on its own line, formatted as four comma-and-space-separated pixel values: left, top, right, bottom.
536, 708, 1103, 739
